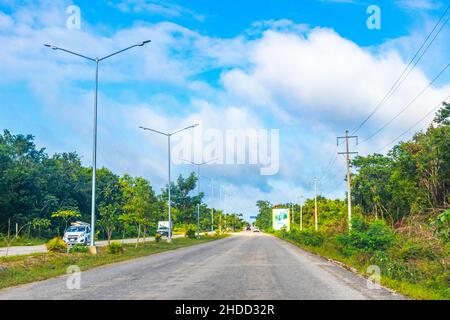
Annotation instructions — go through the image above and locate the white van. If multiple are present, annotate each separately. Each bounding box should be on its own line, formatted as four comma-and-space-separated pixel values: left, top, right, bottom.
63, 221, 91, 245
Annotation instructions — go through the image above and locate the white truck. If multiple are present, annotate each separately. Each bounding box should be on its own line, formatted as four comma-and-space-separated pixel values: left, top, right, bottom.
63, 221, 91, 245
156, 221, 172, 237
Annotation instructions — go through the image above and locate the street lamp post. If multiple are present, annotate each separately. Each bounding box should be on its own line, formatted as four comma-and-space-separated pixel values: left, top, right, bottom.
45, 41, 151, 251
181, 159, 217, 238
140, 124, 198, 242
199, 175, 216, 232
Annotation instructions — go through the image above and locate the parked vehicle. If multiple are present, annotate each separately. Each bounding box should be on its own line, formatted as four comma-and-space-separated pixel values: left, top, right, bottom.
63, 221, 91, 245
253, 227, 260, 233
156, 221, 172, 237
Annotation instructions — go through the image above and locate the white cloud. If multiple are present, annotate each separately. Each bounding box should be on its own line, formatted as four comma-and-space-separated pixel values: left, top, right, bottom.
110, 0, 205, 21
220, 26, 450, 152
2, 1, 449, 217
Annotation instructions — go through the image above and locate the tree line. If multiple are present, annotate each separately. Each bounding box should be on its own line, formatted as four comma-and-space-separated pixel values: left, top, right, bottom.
0, 130, 245, 241
256, 102, 449, 238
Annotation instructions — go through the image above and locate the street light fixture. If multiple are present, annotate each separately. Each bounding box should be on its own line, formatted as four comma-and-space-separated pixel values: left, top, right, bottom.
140, 124, 199, 241
45, 40, 151, 252
181, 158, 218, 238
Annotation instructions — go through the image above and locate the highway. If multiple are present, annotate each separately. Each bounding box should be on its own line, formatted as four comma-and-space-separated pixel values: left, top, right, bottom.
0, 232, 405, 300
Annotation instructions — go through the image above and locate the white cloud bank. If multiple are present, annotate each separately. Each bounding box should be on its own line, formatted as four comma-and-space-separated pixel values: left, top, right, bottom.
1, 1, 449, 218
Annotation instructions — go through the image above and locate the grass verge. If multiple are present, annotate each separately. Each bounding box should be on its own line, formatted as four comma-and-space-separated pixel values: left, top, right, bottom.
0, 237, 47, 247
0, 234, 228, 290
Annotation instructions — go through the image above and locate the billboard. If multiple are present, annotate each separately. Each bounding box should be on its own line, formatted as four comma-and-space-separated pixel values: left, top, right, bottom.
272, 208, 290, 231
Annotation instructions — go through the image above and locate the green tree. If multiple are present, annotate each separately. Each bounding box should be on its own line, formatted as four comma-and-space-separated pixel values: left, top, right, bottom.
51, 209, 81, 234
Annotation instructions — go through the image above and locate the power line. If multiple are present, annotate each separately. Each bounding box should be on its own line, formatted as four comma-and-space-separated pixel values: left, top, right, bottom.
362, 62, 450, 143
318, 147, 338, 182
375, 96, 449, 153
351, 5, 450, 134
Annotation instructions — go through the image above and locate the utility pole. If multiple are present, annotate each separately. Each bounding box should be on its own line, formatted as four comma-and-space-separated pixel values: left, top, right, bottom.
298, 195, 304, 231
337, 130, 358, 231
291, 203, 294, 227
313, 178, 318, 231
211, 179, 214, 232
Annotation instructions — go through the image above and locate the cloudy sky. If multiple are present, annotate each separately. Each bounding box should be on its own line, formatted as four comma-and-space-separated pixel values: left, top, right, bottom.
1, 0, 449, 220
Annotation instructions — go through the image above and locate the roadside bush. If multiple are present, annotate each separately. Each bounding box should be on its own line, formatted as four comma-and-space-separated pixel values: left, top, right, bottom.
397, 241, 439, 261
185, 228, 196, 239
284, 229, 325, 247
298, 230, 325, 247
336, 218, 395, 256
266, 227, 275, 234
430, 210, 450, 242
371, 250, 422, 282
69, 244, 88, 253
155, 233, 162, 243
46, 237, 67, 253
214, 229, 221, 237
106, 242, 123, 254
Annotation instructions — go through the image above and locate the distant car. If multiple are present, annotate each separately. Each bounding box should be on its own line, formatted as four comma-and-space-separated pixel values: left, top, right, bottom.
156, 227, 169, 237
253, 227, 260, 232
63, 221, 91, 245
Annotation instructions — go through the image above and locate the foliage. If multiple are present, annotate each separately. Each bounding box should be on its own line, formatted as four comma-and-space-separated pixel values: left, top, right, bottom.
430, 210, 450, 242
45, 237, 67, 253
336, 218, 395, 256
155, 233, 162, 243
162, 173, 203, 227
51, 209, 81, 232
69, 244, 89, 253
106, 242, 124, 254
351, 101, 450, 223
280, 228, 325, 247
185, 227, 197, 239
0, 130, 225, 241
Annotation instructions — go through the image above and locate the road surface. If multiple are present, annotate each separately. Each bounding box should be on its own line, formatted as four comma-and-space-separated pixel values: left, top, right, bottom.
0, 233, 404, 300
0, 235, 184, 257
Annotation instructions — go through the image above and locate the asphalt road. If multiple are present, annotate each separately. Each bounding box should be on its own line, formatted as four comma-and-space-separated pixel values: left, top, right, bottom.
0, 232, 405, 300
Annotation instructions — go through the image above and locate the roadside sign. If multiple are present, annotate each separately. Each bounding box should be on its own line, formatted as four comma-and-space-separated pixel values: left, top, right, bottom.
272, 208, 290, 231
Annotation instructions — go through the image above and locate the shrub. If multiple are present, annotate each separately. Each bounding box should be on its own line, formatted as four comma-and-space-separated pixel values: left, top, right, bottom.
266, 227, 275, 234
397, 240, 439, 261
214, 229, 221, 237
336, 218, 395, 256
106, 242, 123, 254
46, 237, 67, 253
298, 230, 325, 247
155, 233, 162, 243
430, 210, 450, 242
69, 244, 88, 253
185, 228, 196, 239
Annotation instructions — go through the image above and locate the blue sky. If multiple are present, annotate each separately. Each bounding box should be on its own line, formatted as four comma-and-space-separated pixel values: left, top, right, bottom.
0, 0, 449, 219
